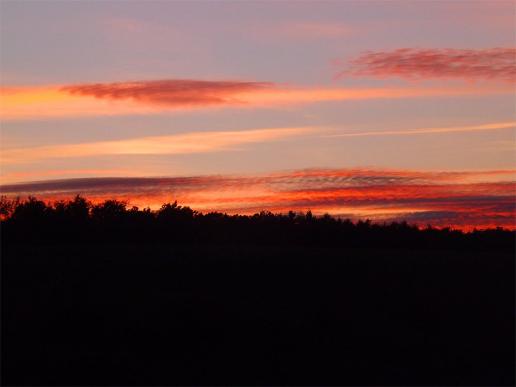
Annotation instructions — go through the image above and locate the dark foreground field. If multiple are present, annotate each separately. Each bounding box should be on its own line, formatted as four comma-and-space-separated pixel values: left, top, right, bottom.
2, 242, 514, 386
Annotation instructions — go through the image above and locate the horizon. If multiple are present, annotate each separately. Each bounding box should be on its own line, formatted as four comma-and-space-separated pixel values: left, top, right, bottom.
3, 193, 516, 236
2, 166, 515, 231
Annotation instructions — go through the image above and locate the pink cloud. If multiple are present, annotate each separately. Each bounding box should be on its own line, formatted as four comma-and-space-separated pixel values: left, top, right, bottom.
62, 79, 273, 106
270, 22, 352, 39
337, 48, 516, 82
245, 21, 353, 42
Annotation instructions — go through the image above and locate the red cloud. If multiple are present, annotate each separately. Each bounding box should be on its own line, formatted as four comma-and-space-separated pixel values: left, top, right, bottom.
1, 168, 514, 230
338, 48, 516, 82
62, 79, 273, 106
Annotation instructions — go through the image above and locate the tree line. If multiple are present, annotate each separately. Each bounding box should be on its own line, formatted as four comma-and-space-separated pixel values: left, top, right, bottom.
1, 195, 513, 249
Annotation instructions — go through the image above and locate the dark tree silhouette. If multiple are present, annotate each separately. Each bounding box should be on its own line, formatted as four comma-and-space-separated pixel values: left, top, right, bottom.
1, 196, 514, 249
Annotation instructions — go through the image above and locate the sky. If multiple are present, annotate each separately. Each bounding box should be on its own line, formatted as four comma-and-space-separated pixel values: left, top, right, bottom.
0, 0, 515, 229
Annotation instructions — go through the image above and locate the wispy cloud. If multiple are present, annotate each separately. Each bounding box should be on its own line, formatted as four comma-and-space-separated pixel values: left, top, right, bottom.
2, 168, 514, 230
0, 168, 137, 182
0, 127, 317, 165
337, 48, 516, 81
253, 21, 352, 40
328, 121, 516, 138
1, 78, 512, 120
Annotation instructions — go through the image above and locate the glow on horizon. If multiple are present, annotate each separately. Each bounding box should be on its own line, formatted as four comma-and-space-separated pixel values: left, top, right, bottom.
1, 168, 514, 230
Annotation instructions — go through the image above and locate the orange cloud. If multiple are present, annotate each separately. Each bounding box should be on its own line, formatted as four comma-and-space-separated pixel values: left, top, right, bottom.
0, 127, 317, 165
337, 48, 516, 82
0, 80, 271, 120
1, 168, 514, 230
1, 78, 512, 120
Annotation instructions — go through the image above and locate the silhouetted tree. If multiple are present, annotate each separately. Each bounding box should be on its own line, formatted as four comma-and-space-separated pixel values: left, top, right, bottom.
10, 196, 48, 222
91, 200, 127, 222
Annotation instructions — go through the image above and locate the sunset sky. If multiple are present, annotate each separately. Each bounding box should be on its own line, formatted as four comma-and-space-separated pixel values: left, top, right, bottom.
1, 0, 515, 229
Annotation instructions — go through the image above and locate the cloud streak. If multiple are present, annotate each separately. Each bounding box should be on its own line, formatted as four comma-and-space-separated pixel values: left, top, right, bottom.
328, 121, 516, 138
338, 48, 516, 81
1, 168, 514, 230
0, 127, 316, 165
1, 78, 512, 120
62, 79, 273, 106
253, 22, 352, 40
